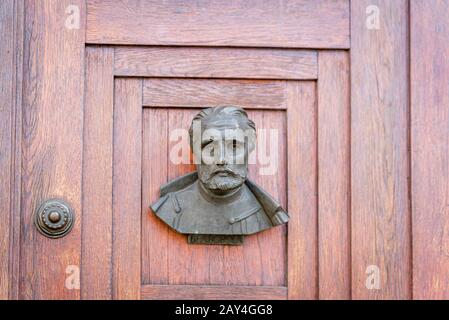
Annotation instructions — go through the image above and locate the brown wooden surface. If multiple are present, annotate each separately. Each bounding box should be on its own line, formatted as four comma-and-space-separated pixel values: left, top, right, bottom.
81, 47, 114, 299
0, 0, 15, 300
142, 109, 169, 285
142, 106, 287, 286
20, 0, 85, 299
411, 0, 449, 299
318, 51, 350, 300
86, 0, 349, 49
6, 0, 449, 301
143, 79, 288, 109
5, 0, 24, 301
286, 81, 317, 299
112, 79, 142, 299
351, 0, 411, 299
114, 47, 317, 79
141, 285, 287, 300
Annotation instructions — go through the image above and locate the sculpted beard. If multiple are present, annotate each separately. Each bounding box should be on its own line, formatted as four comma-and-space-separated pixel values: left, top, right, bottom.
199, 168, 246, 191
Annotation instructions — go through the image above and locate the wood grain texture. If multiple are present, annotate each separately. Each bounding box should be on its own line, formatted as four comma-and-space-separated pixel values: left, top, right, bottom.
86, 0, 349, 48
141, 285, 287, 300
81, 47, 114, 300
142, 108, 169, 285
142, 107, 287, 288
114, 47, 317, 80
411, 0, 449, 299
20, 0, 85, 299
143, 79, 287, 109
6, 0, 24, 300
113, 78, 142, 299
318, 51, 350, 300
0, 0, 15, 300
351, 0, 411, 299
286, 82, 317, 299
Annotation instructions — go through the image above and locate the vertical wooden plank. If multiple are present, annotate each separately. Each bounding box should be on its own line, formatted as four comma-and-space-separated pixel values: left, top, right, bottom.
81, 47, 114, 299
8, 0, 25, 300
351, 0, 411, 299
411, 0, 449, 299
318, 51, 350, 299
20, 0, 85, 299
0, 0, 15, 300
287, 81, 317, 299
113, 78, 142, 299
142, 109, 169, 285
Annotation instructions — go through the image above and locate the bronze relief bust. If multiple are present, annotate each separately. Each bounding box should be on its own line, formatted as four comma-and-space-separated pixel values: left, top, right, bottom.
150, 106, 289, 245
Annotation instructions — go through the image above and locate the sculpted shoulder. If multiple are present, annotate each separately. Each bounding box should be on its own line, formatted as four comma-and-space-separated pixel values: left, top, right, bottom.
150, 179, 197, 233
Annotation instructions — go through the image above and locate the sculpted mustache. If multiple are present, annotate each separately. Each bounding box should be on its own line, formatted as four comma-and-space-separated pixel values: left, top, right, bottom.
211, 168, 237, 176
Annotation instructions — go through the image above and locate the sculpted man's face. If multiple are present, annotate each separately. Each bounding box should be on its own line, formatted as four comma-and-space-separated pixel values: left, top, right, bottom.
192, 107, 256, 196
197, 130, 248, 195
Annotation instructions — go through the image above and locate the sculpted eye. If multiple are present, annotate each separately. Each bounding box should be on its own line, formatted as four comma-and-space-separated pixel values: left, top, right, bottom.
203, 143, 214, 154
201, 138, 213, 149
232, 139, 237, 150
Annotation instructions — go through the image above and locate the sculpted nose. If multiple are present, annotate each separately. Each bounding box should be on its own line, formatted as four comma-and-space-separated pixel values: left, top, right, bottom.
216, 157, 227, 165
216, 143, 227, 165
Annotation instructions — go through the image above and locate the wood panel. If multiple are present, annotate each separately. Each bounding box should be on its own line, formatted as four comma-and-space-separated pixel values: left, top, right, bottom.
20, 0, 85, 299
112, 79, 142, 299
318, 51, 350, 299
81, 47, 114, 299
351, 0, 411, 299
143, 79, 287, 109
411, 0, 449, 299
114, 47, 317, 80
86, 0, 349, 49
142, 109, 169, 285
142, 107, 287, 287
286, 82, 317, 299
0, 0, 16, 300
141, 285, 287, 300
6, 0, 24, 301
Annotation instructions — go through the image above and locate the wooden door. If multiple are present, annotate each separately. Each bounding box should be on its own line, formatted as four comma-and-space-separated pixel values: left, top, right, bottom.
2, 0, 449, 300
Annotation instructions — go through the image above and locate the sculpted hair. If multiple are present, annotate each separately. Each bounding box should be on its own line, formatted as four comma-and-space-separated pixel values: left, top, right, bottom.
189, 106, 256, 150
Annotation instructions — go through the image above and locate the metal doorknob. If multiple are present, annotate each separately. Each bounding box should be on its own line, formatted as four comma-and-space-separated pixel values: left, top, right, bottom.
35, 198, 74, 238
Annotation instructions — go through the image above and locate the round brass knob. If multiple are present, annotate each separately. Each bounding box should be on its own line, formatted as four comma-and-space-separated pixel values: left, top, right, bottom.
35, 199, 74, 238
48, 211, 61, 223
